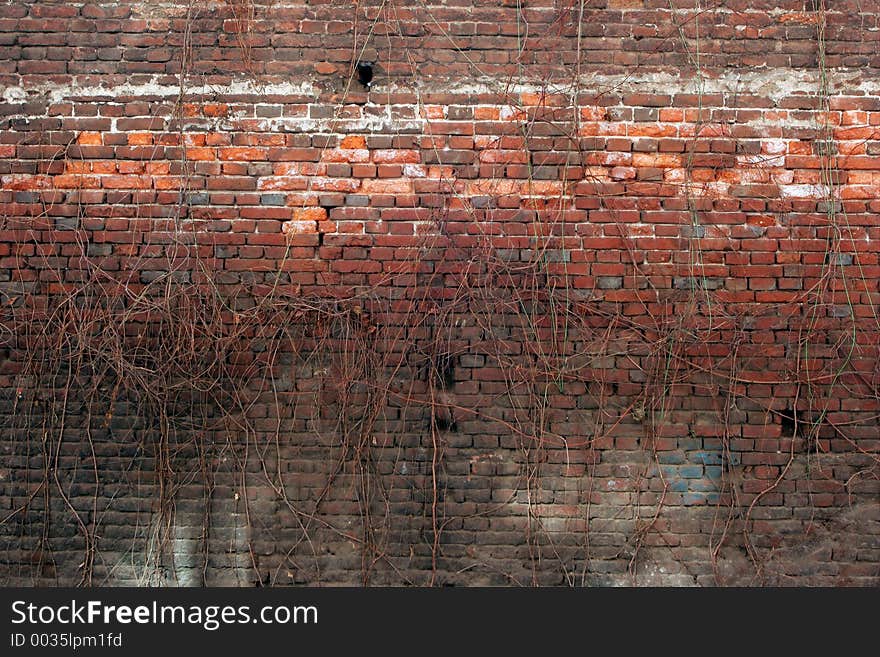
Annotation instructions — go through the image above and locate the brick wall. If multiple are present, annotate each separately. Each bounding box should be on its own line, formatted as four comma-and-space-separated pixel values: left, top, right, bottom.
0, 1, 877, 586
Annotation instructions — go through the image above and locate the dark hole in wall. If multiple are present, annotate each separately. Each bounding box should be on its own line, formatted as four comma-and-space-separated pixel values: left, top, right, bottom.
429, 353, 455, 390
780, 408, 811, 443
432, 414, 457, 432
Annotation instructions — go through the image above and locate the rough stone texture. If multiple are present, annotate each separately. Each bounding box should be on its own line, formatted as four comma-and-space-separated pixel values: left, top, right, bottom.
0, 1, 878, 586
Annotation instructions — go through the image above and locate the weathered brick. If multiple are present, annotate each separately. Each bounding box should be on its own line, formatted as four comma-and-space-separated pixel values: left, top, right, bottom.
0, 0, 875, 590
